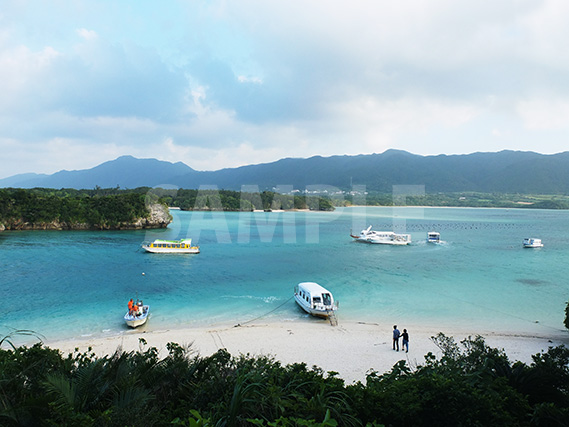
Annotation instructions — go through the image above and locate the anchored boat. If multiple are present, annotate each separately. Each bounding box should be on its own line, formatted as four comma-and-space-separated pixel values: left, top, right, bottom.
427, 231, 441, 243
523, 238, 543, 248
350, 225, 411, 245
142, 238, 200, 254
124, 298, 149, 328
294, 282, 337, 319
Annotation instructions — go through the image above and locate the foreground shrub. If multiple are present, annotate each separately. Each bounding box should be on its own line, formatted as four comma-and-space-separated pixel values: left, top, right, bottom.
1, 334, 568, 426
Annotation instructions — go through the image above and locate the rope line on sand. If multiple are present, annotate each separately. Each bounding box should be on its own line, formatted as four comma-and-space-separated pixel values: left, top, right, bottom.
234, 296, 295, 327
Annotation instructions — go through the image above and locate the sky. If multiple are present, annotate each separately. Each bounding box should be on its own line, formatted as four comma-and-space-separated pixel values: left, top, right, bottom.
1, 0, 569, 178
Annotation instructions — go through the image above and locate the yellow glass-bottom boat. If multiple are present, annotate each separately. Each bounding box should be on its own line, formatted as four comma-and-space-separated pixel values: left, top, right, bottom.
141, 238, 200, 254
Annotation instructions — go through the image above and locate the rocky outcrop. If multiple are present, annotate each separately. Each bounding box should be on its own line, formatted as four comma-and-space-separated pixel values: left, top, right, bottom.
117, 203, 172, 230
0, 203, 172, 231
2, 220, 91, 231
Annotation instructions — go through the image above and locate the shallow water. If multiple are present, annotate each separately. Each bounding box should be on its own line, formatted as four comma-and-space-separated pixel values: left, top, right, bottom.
1, 207, 568, 344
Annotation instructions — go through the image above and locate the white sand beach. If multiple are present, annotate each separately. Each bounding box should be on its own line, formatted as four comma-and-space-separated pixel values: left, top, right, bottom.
47, 320, 569, 384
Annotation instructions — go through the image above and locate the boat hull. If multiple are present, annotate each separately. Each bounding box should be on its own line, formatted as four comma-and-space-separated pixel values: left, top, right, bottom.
352, 236, 411, 245
368, 239, 410, 245
124, 305, 149, 328
294, 295, 335, 318
142, 246, 200, 254
351, 227, 411, 245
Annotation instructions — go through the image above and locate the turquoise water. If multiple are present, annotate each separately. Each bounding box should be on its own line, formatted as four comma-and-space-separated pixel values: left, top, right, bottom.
1, 207, 568, 344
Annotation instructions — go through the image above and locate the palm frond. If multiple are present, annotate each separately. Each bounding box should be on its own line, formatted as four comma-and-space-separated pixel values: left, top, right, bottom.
0, 329, 45, 350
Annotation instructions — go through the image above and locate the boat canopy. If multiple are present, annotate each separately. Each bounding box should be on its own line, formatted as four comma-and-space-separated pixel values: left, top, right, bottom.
297, 282, 330, 296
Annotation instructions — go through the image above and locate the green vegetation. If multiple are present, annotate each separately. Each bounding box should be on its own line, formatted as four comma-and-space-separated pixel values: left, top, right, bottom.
334, 192, 569, 209
0, 334, 568, 426
0, 188, 156, 229
565, 301, 569, 330
145, 188, 334, 211
0, 188, 333, 231
4, 186, 568, 232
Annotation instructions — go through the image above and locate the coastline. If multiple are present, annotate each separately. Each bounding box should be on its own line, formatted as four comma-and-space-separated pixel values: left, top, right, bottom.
46, 319, 569, 385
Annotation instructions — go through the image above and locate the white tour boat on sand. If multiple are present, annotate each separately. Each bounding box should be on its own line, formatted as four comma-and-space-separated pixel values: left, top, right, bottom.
427, 231, 441, 243
350, 226, 411, 245
294, 282, 337, 319
142, 238, 200, 254
124, 299, 149, 328
523, 238, 543, 248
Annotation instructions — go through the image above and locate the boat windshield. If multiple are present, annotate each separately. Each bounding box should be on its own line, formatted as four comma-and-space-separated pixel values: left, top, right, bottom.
322, 293, 331, 306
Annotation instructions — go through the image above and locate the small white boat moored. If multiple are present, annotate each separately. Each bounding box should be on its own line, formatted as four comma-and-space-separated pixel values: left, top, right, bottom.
142, 238, 200, 254
294, 282, 337, 319
523, 238, 543, 248
350, 226, 411, 245
427, 231, 441, 243
124, 299, 149, 328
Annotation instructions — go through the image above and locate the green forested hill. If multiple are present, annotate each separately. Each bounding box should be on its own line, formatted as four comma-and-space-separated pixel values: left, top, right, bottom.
4, 150, 569, 194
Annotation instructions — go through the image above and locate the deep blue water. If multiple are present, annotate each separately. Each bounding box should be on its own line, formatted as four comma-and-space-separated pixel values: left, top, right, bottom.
1, 207, 568, 344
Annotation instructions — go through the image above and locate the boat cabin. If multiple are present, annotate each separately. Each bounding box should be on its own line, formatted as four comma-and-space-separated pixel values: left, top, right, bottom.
142, 238, 200, 254
427, 232, 441, 243
148, 241, 192, 249
294, 282, 335, 314
152, 238, 192, 248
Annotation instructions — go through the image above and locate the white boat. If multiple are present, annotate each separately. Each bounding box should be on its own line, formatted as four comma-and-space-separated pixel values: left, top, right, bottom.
124, 299, 149, 328
294, 282, 337, 318
350, 226, 411, 245
427, 231, 441, 243
523, 238, 543, 248
142, 238, 200, 254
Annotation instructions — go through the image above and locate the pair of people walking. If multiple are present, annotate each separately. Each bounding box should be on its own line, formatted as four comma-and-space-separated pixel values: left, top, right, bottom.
392, 325, 409, 352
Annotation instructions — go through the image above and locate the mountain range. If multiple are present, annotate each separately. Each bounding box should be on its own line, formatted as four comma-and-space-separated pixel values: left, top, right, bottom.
3, 150, 569, 194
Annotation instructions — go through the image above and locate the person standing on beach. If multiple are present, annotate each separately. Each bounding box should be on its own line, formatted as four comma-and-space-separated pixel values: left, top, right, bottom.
401, 329, 409, 353
393, 325, 400, 351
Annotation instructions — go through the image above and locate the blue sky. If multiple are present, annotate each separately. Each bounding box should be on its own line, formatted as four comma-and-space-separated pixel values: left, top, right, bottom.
1, 0, 569, 178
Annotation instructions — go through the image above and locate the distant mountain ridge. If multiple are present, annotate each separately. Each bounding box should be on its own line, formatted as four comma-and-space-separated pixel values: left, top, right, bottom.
3, 150, 569, 194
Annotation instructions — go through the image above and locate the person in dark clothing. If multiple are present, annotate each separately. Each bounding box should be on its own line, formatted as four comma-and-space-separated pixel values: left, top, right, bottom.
401, 328, 409, 353
392, 325, 400, 351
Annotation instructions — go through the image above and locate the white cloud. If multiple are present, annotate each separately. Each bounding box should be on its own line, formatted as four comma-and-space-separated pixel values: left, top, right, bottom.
518, 0, 569, 68
237, 75, 262, 84
2, 0, 569, 179
161, 138, 290, 172
0, 45, 61, 113
76, 28, 98, 41
516, 98, 569, 130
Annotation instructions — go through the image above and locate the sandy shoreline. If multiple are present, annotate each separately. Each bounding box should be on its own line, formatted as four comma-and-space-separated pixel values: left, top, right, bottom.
46, 320, 569, 384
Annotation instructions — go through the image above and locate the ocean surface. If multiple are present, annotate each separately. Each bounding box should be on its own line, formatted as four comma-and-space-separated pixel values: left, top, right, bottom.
1, 206, 568, 345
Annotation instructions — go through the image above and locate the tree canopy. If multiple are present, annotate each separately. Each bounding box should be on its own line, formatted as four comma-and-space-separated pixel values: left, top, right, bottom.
0, 188, 153, 229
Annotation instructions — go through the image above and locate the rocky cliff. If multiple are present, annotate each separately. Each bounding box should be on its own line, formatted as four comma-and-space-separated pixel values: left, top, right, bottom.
125, 202, 172, 230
